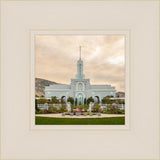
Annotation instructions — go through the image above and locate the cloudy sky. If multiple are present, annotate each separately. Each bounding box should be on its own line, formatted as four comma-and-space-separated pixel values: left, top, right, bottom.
35, 35, 125, 92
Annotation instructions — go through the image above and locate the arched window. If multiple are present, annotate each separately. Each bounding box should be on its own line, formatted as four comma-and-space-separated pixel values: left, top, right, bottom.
78, 83, 83, 91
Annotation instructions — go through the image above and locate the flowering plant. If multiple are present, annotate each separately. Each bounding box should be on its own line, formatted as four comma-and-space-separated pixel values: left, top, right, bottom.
107, 104, 120, 114
44, 109, 48, 113
92, 105, 101, 112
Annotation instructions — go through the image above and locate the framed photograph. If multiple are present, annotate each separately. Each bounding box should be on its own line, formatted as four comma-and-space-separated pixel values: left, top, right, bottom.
31, 30, 130, 130
1, 0, 159, 160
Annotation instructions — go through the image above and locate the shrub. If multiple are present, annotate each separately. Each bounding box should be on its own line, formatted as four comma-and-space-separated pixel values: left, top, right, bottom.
37, 98, 48, 104
60, 105, 67, 113
71, 105, 76, 112
83, 104, 89, 111
102, 97, 112, 104
35, 110, 44, 114
87, 111, 92, 115
48, 106, 57, 113
117, 110, 125, 114
35, 110, 40, 114
92, 105, 101, 112
107, 104, 120, 114
53, 107, 57, 113
51, 96, 59, 104
79, 105, 84, 111
48, 107, 53, 113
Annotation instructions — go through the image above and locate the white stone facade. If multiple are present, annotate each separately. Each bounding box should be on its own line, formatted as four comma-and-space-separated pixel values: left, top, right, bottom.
45, 47, 116, 105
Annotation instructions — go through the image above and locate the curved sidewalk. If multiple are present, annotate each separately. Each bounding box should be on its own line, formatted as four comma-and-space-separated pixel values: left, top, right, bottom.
36, 113, 125, 118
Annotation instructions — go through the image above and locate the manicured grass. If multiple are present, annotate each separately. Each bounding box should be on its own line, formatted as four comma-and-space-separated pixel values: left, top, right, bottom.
35, 116, 125, 125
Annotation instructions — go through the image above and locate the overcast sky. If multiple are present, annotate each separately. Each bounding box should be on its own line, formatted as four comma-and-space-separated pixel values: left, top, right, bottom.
35, 35, 125, 92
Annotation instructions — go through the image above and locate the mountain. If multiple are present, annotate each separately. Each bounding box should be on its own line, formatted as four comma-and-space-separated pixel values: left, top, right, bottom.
35, 78, 58, 96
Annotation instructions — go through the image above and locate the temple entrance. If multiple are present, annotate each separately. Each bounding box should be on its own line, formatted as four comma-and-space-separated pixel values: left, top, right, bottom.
77, 93, 84, 106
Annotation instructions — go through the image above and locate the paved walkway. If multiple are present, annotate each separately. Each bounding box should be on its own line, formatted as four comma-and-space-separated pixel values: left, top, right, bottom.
36, 113, 125, 118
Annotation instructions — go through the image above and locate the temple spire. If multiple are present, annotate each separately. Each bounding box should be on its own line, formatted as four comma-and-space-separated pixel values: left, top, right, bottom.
75, 45, 85, 79
79, 46, 81, 60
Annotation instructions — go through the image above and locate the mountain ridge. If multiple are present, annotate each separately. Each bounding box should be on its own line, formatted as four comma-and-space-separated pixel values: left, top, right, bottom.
35, 78, 58, 96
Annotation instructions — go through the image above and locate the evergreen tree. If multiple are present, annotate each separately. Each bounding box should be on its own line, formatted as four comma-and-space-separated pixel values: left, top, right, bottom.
84, 98, 86, 104
75, 98, 77, 106
87, 97, 94, 105
51, 96, 59, 104
35, 99, 40, 111
67, 97, 74, 105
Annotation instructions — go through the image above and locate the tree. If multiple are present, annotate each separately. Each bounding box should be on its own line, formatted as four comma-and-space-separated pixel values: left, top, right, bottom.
87, 97, 94, 105
35, 99, 40, 111
75, 98, 77, 106
51, 96, 59, 104
102, 97, 112, 104
67, 97, 74, 105
84, 98, 87, 105
102, 95, 116, 104
37, 98, 48, 104
116, 99, 125, 104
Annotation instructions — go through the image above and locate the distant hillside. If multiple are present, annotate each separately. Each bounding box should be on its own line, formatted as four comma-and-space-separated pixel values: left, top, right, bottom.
35, 78, 58, 96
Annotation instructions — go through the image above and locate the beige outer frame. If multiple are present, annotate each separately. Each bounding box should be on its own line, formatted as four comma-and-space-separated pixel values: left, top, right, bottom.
0, 0, 159, 160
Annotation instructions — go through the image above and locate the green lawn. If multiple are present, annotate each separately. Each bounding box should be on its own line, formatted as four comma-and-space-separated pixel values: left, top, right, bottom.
35, 116, 125, 125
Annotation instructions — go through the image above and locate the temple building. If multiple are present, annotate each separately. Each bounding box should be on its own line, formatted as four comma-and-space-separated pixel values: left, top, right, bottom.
45, 46, 116, 105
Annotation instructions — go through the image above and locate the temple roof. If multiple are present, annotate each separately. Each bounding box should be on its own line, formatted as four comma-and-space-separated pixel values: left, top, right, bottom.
90, 85, 115, 90
45, 84, 70, 90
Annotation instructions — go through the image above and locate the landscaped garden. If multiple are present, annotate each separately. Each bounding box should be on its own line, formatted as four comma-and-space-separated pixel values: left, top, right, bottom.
35, 96, 125, 125
35, 102, 125, 115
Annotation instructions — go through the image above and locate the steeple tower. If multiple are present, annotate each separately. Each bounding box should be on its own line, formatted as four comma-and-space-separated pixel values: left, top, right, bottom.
79, 46, 81, 60
76, 46, 85, 79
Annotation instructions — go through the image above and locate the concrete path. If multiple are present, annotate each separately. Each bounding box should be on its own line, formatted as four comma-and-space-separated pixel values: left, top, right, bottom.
36, 113, 125, 118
